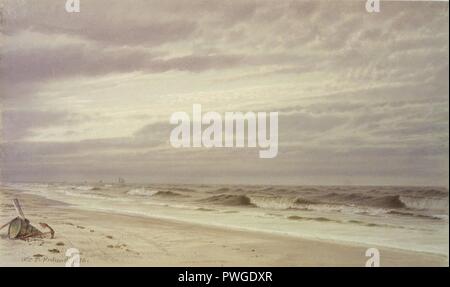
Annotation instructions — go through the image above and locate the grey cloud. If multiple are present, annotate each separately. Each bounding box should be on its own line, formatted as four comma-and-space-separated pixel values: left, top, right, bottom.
1, 40, 312, 87
1, 119, 173, 160
3, 0, 198, 46
133, 121, 174, 138
1, 0, 448, 87
1, 43, 153, 84
1, 109, 85, 141
2, 0, 262, 46
279, 112, 347, 137
0, 0, 448, 185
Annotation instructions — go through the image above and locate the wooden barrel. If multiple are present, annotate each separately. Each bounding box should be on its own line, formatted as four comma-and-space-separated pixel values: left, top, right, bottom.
8, 217, 41, 239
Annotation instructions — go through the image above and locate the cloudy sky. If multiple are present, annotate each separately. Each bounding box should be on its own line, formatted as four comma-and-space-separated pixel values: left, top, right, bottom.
0, 0, 448, 186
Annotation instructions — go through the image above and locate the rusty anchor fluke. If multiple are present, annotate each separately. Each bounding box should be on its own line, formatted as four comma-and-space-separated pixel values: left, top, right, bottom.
0, 199, 55, 240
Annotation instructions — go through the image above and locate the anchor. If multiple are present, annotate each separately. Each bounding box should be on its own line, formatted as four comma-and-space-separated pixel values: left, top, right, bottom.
0, 199, 55, 240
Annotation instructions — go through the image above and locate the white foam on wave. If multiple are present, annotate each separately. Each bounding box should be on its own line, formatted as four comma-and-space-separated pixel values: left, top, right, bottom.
127, 188, 159, 196
400, 195, 449, 211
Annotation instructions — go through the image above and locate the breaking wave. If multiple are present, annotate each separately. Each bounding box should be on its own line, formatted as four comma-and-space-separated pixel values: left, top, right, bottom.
199, 194, 255, 207
314, 192, 448, 211
247, 195, 317, 209
396, 196, 448, 211
127, 189, 185, 198
198, 191, 448, 215
249, 194, 407, 210
152, 191, 186, 197
399, 188, 448, 197
127, 188, 159, 196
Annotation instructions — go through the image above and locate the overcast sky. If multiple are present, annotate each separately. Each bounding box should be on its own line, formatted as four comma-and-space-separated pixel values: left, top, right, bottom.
0, 0, 448, 186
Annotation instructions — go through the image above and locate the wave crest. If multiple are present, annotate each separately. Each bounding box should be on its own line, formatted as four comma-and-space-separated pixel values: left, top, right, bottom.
200, 194, 255, 207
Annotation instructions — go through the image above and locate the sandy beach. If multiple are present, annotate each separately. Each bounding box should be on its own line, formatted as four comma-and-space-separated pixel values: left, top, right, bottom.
0, 187, 447, 267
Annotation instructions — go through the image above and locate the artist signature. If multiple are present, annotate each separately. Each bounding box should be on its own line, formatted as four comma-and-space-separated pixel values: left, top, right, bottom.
21, 256, 88, 264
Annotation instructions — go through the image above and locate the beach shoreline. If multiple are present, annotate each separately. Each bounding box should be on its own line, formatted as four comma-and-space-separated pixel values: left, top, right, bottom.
0, 188, 447, 267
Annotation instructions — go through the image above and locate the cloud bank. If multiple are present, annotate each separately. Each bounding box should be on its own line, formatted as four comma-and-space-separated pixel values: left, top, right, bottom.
1, 0, 448, 186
